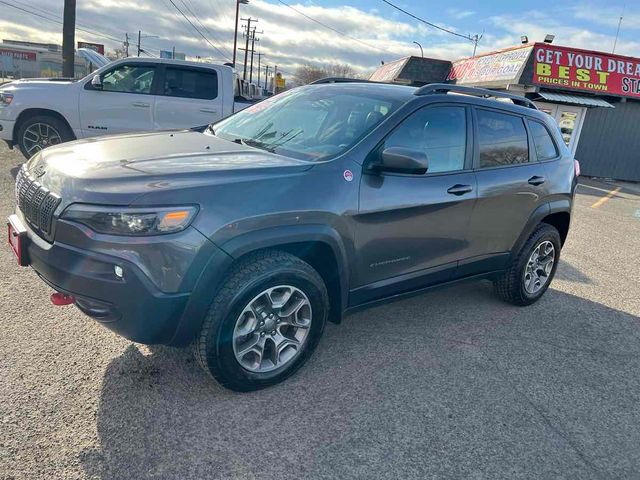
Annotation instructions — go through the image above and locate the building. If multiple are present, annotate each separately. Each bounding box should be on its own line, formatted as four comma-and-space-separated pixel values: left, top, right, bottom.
0, 40, 97, 80
370, 43, 640, 182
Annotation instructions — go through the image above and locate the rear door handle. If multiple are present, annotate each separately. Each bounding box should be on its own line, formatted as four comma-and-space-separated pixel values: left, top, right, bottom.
132, 101, 150, 108
528, 175, 546, 186
447, 184, 473, 196
199, 108, 218, 114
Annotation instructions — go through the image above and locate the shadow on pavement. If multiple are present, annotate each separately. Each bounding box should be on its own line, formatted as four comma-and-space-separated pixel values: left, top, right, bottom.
80, 282, 640, 480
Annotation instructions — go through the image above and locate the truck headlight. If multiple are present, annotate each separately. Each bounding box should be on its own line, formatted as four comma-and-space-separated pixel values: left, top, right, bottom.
0, 93, 13, 106
61, 204, 198, 236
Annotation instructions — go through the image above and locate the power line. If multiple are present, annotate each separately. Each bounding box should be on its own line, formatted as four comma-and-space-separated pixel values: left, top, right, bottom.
166, 0, 231, 61
380, 0, 476, 41
275, 0, 398, 57
179, 0, 234, 59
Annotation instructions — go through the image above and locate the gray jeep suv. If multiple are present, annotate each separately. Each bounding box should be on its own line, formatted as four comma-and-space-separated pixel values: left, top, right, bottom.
8, 82, 577, 391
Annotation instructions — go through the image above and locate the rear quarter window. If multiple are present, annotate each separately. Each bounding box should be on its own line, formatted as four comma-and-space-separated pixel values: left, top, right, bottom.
528, 119, 559, 161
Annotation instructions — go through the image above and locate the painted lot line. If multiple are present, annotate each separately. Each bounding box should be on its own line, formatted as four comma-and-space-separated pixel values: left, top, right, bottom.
590, 186, 621, 209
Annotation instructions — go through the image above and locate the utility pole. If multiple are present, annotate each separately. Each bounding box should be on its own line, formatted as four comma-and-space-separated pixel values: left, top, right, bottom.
264, 65, 270, 92
137, 30, 141, 57
62, 0, 76, 78
249, 27, 263, 84
233, 0, 249, 67
172, 46, 176, 59
256, 53, 264, 87
241, 18, 253, 80
124, 33, 130, 57
273, 65, 278, 94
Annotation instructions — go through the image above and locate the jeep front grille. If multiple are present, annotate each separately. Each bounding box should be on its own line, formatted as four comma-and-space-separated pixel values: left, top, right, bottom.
15, 168, 61, 238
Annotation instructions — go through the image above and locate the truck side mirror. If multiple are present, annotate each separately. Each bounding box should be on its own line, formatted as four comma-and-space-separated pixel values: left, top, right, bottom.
91, 74, 103, 90
371, 146, 429, 175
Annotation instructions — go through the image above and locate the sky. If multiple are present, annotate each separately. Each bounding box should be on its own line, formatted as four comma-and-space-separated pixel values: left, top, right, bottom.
0, 0, 637, 79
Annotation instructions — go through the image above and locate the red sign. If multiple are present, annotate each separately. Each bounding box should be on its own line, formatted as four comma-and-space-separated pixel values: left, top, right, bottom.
0, 48, 36, 61
533, 43, 640, 98
77, 41, 105, 55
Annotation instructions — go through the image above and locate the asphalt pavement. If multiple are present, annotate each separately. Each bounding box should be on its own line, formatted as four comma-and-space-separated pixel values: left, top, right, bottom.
1, 144, 639, 480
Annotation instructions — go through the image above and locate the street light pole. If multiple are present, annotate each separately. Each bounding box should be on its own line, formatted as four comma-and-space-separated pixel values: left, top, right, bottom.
413, 41, 423, 58
233, 0, 249, 68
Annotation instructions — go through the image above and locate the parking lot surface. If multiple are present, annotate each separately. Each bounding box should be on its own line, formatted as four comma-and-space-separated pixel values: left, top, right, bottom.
1, 144, 639, 480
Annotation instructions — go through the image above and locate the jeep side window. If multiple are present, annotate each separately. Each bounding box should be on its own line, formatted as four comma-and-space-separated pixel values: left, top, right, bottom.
163, 67, 218, 100
383, 106, 466, 173
528, 119, 559, 161
101, 65, 155, 94
477, 109, 529, 168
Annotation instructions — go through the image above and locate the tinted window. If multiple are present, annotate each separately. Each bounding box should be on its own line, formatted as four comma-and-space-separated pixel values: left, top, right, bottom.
384, 106, 466, 173
163, 68, 218, 100
528, 120, 558, 160
101, 65, 155, 94
477, 109, 529, 168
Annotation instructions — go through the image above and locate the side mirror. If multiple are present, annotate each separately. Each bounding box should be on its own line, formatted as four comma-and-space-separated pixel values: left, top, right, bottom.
371, 146, 429, 174
91, 74, 103, 90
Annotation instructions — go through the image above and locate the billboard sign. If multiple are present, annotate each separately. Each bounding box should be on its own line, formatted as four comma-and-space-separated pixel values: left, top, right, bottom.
447, 45, 532, 86
0, 48, 36, 61
533, 44, 640, 98
77, 41, 105, 55
161, 50, 186, 60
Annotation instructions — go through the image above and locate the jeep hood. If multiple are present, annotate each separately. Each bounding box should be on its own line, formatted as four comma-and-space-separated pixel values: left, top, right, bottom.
25, 130, 313, 206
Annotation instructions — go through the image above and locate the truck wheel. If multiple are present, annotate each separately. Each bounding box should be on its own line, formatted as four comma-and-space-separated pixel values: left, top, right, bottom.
16, 115, 74, 159
494, 223, 561, 306
195, 250, 329, 391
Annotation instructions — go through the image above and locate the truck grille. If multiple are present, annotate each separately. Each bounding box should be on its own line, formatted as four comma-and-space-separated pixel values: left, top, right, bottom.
15, 168, 61, 238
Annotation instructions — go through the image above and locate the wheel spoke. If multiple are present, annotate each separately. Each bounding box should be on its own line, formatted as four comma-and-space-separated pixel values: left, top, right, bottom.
523, 240, 556, 294
233, 285, 312, 373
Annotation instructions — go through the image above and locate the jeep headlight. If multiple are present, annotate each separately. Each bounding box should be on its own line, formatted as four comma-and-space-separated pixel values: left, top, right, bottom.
62, 204, 198, 236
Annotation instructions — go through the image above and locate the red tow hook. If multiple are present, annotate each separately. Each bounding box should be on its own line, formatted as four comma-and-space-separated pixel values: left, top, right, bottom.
51, 292, 75, 306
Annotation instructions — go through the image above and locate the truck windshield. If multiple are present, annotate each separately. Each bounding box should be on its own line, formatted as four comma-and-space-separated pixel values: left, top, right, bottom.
212, 86, 403, 161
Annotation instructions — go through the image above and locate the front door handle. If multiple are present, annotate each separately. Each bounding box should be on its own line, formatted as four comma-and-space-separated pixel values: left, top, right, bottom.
447, 184, 473, 196
132, 101, 150, 108
528, 175, 546, 186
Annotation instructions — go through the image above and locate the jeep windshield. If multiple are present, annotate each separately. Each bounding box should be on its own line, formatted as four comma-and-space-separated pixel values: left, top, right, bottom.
211, 84, 407, 161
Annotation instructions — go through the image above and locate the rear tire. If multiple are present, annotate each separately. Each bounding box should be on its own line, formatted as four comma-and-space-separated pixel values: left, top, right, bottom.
494, 223, 561, 306
195, 250, 329, 391
16, 114, 74, 159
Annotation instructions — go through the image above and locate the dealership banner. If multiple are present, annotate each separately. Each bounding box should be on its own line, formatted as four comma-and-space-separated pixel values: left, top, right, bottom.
533, 44, 640, 98
77, 41, 105, 55
447, 45, 532, 86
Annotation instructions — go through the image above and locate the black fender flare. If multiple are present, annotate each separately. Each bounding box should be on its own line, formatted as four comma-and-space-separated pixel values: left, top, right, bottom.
168, 224, 351, 346
510, 199, 571, 259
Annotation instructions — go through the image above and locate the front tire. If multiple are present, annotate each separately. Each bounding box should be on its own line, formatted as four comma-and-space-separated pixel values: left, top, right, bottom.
16, 114, 74, 159
494, 223, 561, 306
195, 250, 329, 391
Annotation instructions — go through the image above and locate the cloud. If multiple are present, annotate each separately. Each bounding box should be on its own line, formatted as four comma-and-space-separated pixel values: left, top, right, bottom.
447, 8, 476, 20
0, 0, 638, 80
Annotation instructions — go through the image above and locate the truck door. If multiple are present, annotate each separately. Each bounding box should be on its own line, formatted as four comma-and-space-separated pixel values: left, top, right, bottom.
78, 62, 157, 137
153, 65, 223, 130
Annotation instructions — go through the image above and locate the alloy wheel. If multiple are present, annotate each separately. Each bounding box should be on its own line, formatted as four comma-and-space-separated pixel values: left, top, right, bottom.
523, 240, 556, 295
22, 123, 62, 156
232, 285, 312, 373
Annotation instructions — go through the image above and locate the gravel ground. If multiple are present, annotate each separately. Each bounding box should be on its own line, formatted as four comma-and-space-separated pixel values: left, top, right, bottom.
1, 144, 639, 480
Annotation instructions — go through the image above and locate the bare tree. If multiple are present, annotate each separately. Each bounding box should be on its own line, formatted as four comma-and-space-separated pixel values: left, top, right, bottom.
292, 63, 360, 86
106, 47, 127, 61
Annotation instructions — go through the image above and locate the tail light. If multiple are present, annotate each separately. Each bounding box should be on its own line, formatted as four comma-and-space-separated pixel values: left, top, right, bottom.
574, 159, 581, 177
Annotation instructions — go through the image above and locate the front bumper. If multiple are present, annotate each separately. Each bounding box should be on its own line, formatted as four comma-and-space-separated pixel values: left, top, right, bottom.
25, 226, 191, 344
0, 118, 15, 142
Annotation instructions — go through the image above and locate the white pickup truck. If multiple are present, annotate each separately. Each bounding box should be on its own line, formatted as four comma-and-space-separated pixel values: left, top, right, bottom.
0, 57, 248, 158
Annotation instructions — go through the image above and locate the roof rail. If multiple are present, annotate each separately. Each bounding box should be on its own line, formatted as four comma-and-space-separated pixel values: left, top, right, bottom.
414, 83, 538, 110
310, 77, 378, 85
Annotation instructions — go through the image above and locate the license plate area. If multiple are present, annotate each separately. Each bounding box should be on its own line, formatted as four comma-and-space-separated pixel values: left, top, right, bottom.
7, 214, 29, 266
